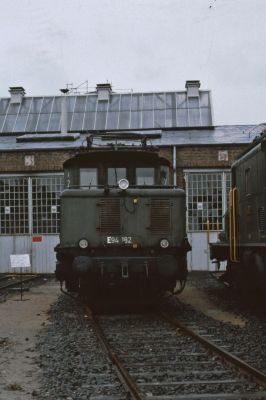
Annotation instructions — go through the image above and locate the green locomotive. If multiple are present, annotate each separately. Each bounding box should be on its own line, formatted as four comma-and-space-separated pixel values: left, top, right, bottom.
210, 133, 266, 291
55, 135, 190, 300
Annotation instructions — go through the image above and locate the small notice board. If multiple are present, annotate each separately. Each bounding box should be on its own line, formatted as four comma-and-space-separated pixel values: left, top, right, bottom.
10, 254, 31, 269
10, 254, 31, 301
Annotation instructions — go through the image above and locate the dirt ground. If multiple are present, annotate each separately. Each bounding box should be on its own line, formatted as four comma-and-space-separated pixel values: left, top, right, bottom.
0, 276, 246, 399
0, 279, 60, 400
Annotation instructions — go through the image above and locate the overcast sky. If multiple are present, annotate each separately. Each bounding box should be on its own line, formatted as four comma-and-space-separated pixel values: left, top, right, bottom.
0, 0, 265, 126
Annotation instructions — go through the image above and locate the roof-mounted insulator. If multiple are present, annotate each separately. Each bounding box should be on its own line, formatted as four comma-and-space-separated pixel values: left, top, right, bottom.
185, 80, 201, 97
96, 83, 112, 101
9, 86, 25, 104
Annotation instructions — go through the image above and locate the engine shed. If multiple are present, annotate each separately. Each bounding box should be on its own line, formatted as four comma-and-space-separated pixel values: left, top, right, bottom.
0, 81, 255, 273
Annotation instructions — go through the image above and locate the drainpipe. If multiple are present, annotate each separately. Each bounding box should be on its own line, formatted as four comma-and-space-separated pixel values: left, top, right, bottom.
60, 88, 69, 134
173, 145, 177, 186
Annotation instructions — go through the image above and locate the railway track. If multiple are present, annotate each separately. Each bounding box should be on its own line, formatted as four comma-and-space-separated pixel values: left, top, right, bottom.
85, 306, 266, 400
0, 273, 39, 292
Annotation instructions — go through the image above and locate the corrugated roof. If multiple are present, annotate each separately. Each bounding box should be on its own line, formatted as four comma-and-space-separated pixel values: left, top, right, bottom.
0, 89, 212, 133
0, 125, 255, 151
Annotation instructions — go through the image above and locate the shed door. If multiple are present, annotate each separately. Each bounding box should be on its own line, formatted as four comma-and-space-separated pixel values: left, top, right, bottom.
185, 171, 231, 271
0, 175, 63, 273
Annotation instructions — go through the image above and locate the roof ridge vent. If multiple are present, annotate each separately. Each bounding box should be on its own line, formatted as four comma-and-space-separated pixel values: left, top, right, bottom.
96, 83, 112, 101
185, 80, 201, 97
9, 86, 26, 104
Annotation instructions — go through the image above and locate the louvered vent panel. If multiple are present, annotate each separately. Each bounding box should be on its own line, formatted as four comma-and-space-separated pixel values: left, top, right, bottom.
99, 199, 121, 233
150, 199, 171, 233
258, 206, 265, 231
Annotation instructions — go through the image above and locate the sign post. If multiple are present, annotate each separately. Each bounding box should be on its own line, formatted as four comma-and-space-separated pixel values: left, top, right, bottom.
10, 254, 31, 301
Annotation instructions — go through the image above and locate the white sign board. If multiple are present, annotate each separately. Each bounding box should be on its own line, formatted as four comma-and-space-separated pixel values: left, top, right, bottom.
10, 254, 31, 269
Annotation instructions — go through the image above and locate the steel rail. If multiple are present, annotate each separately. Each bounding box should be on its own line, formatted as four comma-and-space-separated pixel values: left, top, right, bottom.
84, 306, 144, 400
158, 310, 266, 390
0, 275, 39, 290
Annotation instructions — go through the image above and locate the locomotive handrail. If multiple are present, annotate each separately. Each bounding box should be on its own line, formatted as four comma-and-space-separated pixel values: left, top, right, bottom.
229, 187, 239, 262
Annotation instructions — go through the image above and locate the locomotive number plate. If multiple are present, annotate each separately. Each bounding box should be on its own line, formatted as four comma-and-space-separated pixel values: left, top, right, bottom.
106, 236, 133, 245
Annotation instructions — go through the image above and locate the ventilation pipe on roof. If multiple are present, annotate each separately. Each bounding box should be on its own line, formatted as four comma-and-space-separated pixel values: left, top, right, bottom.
60, 88, 69, 134
96, 83, 112, 101
9, 87, 25, 104
185, 80, 201, 97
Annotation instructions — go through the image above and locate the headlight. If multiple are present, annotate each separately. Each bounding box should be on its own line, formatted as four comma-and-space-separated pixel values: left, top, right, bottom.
79, 239, 89, 249
118, 178, 129, 190
160, 239, 169, 248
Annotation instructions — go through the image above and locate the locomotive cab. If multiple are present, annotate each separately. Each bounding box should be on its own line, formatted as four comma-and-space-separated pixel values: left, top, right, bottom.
55, 146, 190, 300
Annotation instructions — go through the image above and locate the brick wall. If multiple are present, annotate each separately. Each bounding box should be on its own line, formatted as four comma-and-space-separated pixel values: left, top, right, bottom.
160, 144, 248, 188
0, 145, 248, 188
0, 150, 75, 173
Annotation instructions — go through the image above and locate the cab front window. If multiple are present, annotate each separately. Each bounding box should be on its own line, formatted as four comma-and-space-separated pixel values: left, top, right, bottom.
136, 168, 154, 185
108, 168, 127, 185
160, 166, 169, 185
80, 168, 98, 189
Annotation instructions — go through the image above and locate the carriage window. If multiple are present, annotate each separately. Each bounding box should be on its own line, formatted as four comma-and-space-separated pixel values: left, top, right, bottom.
108, 168, 127, 185
80, 168, 98, 189
160, 166, 169, 185
136, 168, 154, 185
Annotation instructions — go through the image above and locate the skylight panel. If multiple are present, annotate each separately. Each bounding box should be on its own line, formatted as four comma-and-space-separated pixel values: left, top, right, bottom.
74, 97, 86, 113
85, 95, 97, 111
120, 94, 131, 111
3, 114, 16, 132
154, 93, 165, 109
143, 94, 153, 110
36, 113, 50, 132
0, 99, 10, 114
20, 98, 32, 114
13, 114, 28, 132
49, 113, 60, 131
71, 113, 84, 131
131, 94, 142, 111
108, 95, 119, 112
41, 97, 53, 113
26, 114, 38, 132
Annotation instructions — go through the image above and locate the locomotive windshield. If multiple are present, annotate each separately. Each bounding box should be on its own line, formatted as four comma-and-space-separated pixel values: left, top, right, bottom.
108, 168, 127, 185
136, 168, 155, 185
76, 165, 170, 188
66, 150, 172, 188
80, 168, 98, 189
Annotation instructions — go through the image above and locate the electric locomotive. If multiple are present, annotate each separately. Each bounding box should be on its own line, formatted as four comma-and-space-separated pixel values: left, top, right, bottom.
55, 134, 190, 300
210, 132, 266, 292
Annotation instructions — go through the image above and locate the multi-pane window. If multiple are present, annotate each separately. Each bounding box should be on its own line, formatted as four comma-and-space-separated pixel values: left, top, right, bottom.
0, 178, 29, 234
32, 176, 64, 234
0, 175, 63, 235
186, 171, 231, 231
